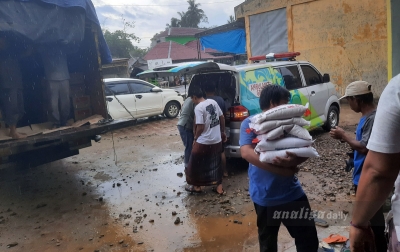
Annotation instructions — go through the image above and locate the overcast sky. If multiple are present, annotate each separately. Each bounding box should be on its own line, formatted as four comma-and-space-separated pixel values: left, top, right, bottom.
92, 0, 243, 49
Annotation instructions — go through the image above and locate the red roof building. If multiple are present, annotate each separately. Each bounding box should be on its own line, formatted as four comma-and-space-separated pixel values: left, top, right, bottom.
146, 27, 234, 64
153, 27, 206, 40
143, 41, 216, 62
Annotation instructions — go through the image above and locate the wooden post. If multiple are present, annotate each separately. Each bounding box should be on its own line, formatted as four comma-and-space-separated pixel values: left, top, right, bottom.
287, 5, 294, 52
245, 15, 252, 63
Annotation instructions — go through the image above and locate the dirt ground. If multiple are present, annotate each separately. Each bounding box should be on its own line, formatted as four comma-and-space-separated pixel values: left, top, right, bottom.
0, 104, 367, 252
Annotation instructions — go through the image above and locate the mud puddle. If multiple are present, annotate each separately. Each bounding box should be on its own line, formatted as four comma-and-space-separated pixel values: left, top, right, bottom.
0, 108, 360, 252
75, 143, 261, 251
0, 161, 136, 252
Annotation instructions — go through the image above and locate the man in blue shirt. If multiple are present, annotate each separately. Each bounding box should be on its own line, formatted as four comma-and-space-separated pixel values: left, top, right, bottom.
330, 81, 386, 251
239, 85, 318, 252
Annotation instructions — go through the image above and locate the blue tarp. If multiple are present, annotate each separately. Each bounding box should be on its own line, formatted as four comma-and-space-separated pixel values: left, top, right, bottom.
200, 29, 246, 54
0, 0, 112, 64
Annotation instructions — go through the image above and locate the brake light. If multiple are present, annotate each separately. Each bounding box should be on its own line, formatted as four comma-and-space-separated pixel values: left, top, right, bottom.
249, 52, 301, 61
228, 105, 249, 121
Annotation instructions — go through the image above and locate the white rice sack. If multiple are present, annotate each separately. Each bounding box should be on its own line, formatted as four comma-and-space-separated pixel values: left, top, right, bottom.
259, 147, 320, 163
249, 117, 310, 134
255, 137, 313, 152
251, 104, 308, 124
288, 125, 312, 140
264, 124, 294, 140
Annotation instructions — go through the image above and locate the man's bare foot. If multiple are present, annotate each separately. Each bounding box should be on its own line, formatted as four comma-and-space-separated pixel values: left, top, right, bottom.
185, 185, 203, 193
214, 184, 225, 195
223, 171, 229, 177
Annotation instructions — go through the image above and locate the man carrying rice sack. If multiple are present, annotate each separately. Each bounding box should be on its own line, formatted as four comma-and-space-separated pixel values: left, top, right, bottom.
249, 101, 319, 163
239, 85, 318, 252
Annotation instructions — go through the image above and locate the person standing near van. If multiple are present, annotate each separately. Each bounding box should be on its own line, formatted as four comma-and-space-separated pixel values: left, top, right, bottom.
348, 74, 400, 251
0, 36, 26, 139
40, 46, 71, 128
330, 81, 386, 251
240, 85, 318, 252
185, 86, 226, 194
177, 92, 196, 169
204, 81, 228, 177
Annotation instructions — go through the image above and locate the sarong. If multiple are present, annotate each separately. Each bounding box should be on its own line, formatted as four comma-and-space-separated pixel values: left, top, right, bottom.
186, 141, 222, 186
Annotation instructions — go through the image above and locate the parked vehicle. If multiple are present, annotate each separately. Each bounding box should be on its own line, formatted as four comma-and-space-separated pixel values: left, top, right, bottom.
137, 53, 340, 158
104, 78, 183, 120
0, 1, 135, 168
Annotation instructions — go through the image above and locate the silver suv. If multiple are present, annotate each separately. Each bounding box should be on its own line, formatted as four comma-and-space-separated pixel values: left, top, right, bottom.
137, 58, 341, 158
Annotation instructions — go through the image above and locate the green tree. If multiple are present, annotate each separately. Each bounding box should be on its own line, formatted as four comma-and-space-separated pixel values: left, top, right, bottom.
183, 0, 208, 27
167, 0, 208, 28
130, 47, 149, 58
227, 15, 235, 24
103, 18, 140, 58
166, 17, 181, 28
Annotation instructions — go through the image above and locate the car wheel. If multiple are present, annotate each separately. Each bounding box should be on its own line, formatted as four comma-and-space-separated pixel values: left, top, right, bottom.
322, 106, 339, 131
164, 102, 180, 118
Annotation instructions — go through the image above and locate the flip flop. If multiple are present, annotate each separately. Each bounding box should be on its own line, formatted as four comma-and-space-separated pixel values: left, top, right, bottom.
185, 185, 202, 193
323, 234, 348, 244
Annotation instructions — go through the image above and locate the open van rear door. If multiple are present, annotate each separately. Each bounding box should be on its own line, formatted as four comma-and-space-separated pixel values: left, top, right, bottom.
136, 61, 236, 78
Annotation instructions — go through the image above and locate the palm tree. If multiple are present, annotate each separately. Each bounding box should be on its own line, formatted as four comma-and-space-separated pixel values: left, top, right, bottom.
167, 0, 208, 28
166, 17, 181, 28
178, 11, 188, 27
227, 15, 235, 24
183, 0, 208, 28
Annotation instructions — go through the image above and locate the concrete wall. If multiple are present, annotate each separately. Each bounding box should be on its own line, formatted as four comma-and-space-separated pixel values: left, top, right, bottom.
391, 0, 400, 78
235, 0, 388, 97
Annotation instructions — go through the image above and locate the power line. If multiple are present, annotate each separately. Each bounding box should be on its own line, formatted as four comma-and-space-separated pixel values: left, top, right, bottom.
94, 0, 242, 7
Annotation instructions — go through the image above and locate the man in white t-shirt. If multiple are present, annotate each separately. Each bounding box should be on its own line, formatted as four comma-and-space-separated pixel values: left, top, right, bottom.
184, 85, 226, 195
350, 74, 400, 251
193, 97, 224, 145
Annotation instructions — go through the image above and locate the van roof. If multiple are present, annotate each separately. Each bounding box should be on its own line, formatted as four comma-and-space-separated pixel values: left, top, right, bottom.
135, 60, 312, 79
232, 60, 310, 71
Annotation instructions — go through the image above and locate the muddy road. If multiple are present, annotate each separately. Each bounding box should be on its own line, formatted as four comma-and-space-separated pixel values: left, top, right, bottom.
0, 105, 364, 252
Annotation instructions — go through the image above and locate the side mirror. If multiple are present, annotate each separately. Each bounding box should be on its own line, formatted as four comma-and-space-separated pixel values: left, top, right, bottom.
323, 74, 330, 83
106, 97, 113, 102
152, 87, 162, 92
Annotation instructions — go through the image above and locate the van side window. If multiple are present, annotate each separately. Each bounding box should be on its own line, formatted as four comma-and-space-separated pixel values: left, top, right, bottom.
301, 65, 322, 86
130, 82, 153, 94
105, 83, 130, 96
276, 66, 303, 90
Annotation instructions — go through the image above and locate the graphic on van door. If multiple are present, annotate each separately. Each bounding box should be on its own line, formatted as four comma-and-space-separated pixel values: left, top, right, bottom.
238, 66, 324, 130
240, 67, 284, 98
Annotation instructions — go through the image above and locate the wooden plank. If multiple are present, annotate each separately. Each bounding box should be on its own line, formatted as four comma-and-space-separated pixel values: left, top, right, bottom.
245, 15, 252, 62
287, 5, 294, 52
236, 0, 317, 19
0, 119, 136, 157
72, 114, 104, 127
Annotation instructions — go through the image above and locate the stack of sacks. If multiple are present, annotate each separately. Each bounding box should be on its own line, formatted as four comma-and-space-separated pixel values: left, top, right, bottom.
249, 104, 319, 163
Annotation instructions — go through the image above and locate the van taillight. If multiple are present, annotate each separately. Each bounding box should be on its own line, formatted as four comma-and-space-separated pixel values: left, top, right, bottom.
228, 105, 249, 121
